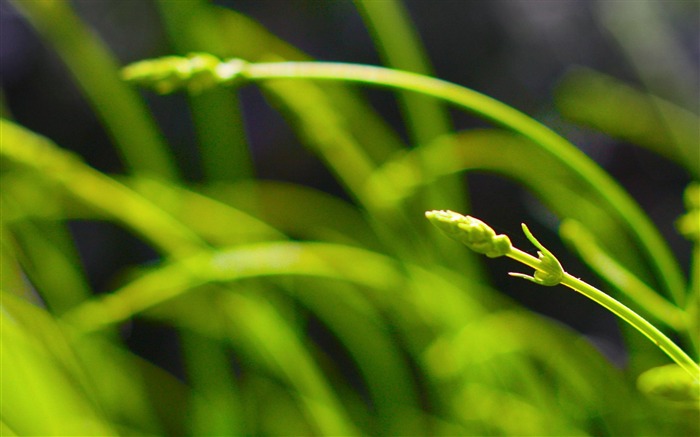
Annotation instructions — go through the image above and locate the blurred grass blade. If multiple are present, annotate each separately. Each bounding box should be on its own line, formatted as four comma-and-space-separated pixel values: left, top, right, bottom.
203, 180, 381, 250
71, 336, 189, 436
124, 177, 285, 246
0, 119, 205, 258
1, 292, 118, 436
63, 241, 489, 335
157, 0, 251, 182
258, 76, 479, 274
291, 280, 423, 435
213, 59, 686, 304
62, 242, 406, 332
1, 171, 91, 311
356, 0, 476, 272
454, 384, 587, 436
155, 290, 361, 434
0, 420, 18, 436
0, 222, 36, 301
260, 79, 376, 204
181, 330, 242, 436
555, 68, 699, 177
426, 309, 652, 435
11, 0, 178, 179
368, 130, 640, 272
214, 5, 404, 164
678, 183, 700, 352
6, 219, 90, 314
221, 292, 360, 435
256, 78, 443, 267
597, 1, 698, 110
355, 0, 452, 146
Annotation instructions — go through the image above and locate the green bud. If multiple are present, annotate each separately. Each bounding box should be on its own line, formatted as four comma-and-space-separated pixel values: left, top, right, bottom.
425, 210, 512, 258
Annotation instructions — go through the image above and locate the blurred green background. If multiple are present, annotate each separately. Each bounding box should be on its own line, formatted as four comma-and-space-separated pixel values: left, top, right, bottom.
1, 0, 697, 435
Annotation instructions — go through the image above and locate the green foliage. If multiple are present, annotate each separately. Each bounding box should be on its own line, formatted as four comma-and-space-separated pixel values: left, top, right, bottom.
2, 1, 698, 435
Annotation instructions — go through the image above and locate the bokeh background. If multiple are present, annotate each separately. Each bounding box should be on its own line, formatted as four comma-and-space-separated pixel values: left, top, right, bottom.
2, 0, 697, 379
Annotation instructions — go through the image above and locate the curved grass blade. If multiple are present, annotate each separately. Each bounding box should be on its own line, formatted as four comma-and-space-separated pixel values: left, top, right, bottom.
10, 0, 177, 179
555, 68, 699, 177
0, 119, 205, 258
1, 292, 118, 436
202, 180, 382, 250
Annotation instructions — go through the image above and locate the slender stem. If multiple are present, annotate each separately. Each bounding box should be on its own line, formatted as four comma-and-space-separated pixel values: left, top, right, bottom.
506, 247, 699, 381
560, 274, 699, 381
560, 219, 687, 331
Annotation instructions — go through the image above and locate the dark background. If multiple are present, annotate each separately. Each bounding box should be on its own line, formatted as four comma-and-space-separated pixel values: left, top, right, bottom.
2, 0, 697, 370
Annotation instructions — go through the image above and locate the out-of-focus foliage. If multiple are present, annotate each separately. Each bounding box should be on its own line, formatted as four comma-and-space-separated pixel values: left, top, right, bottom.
1, 0, 697, 435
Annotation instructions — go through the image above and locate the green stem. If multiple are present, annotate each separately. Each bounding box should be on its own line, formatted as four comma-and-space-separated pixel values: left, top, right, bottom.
561, 274, 699, 381
506, 246, 699, 381
560, 219, 687, 331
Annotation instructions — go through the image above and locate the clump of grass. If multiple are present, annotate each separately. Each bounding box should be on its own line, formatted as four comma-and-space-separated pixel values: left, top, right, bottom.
2, 1, 698, 435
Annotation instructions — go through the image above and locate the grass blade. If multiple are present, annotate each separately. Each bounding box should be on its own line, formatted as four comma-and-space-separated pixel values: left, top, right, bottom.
11, 0, 178, 179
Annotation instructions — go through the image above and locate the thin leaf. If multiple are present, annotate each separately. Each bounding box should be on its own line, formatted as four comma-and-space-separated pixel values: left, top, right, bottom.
11, 0, 178, 179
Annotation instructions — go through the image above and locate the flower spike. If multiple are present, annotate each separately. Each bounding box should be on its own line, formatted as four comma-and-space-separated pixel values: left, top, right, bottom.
121, 53, 248, 94
425, 210, 512, 258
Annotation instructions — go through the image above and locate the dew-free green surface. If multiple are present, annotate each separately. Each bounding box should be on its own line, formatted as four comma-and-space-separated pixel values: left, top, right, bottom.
2, 1, 698, 435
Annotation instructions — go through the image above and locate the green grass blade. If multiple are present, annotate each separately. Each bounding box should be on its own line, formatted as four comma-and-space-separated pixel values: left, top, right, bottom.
0, 119, 205, 258
157, 0, 251, 182
0, 222, 37, 301
221, 292, 359, 435
62, 240, 488, 334
598, 1, 698, 111
203, 180, 381, 250
6, 220, 90, 314
254, 78, 445, 267
11, 0, 178, 179
291, 279, 424, 435
355, 0, 452, 145
1, 170, 92, 311
555, 68, 699, 177
160, 290, 361, 435
369, 129, 657, 283
0, 420, 18, 436
214, 6, 404, 164
356, 0, 478, 274
1, 292, 118, 436
123, 177, 286, 245
181, 329, 243, 436
256, 77, 480, 274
